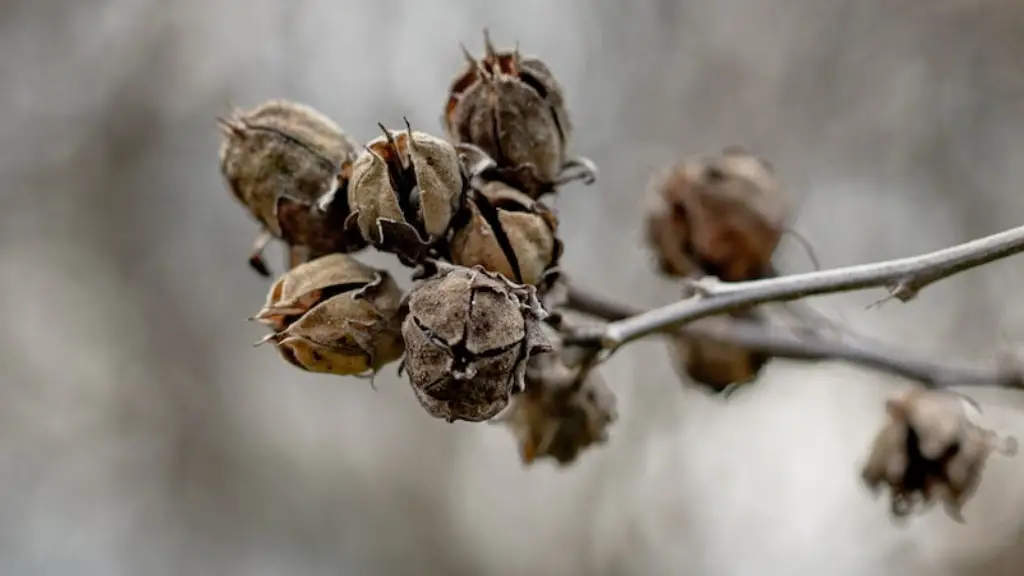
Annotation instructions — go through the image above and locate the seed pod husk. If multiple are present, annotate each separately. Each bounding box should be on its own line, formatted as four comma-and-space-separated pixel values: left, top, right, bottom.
449, 180, 562, 286
218, 99, 366, 276
347, 119, 472, 266
645, 147, 788, 282
667, 308, 771, 394
443, 29, 596, 199
860, 388, 1017, 522
400, 262, 552, 422
252, 254, 405, 376
498, 347, 617, 466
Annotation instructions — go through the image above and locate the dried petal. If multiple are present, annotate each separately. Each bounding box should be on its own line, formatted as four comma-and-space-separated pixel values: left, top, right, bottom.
254, 255, 405, 376
859, 388, 1017, 522
443, 30, 596, 198
449, 180, 561, 285
666, 309, 771, 393
347, 120, 474, 264
500, 349, 617, 466
645, 147, 789, 282
401, 263, 552, 422
217, 99, 365, 275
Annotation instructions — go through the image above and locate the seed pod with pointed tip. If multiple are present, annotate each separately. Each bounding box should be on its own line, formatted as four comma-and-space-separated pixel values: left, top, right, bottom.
218, 99, 367, 277
443, 29, 597, 199
252, 254, 405, 376
667, 309, 771, 394
645, 147, 789, 282
860, 388, 1017, 522
400, 262, 552, 422
449, 180, 562, 286
499, 348, 617, 466
347, 119, 474, 265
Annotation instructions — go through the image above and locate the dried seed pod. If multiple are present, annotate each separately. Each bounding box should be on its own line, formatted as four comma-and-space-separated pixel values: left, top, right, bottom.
400, 262, 552, 422
218, 99, 367, 276
667, 309, 771, 394
443, 29, 597, 199
449, 180, 562, 286
645, 147, 789, 282
252, 254, 405, 376
860, 388, 1017, 522
498, 348, 617, 466
347, 119, 476, 265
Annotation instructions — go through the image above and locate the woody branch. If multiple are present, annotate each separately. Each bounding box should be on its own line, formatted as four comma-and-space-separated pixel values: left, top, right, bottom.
564, 223, 1024, 364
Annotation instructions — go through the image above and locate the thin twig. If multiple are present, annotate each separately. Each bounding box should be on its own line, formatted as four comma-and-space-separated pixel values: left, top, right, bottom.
567, 224, 1024, 350
563, 287, 1023, 389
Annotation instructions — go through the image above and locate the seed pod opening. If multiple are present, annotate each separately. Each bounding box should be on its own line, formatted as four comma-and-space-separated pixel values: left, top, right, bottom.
400, 262, 552, 422
499, 348, 617, 466
217, 99, 364, 276
443, 29, 596, 199
667, 309, 771, 394
347, 119, 468, 265
449, 180, 562, 286
645, 147, 789, 282
860, 388, 1017, 522
252, 254, 405, 376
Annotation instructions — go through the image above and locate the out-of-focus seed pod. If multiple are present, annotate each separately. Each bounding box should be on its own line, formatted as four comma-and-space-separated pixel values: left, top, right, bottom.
498, 348, 617, 466
443, 29, 597, 199
645, 147, 789, 282
218, 99, 367, 276
860, 388, 1017, 522
252, 254, 405, 376
449, 180, 562, 286
346, 119, 475, 266
667, 309, 771, 394
400, 262, 552, 422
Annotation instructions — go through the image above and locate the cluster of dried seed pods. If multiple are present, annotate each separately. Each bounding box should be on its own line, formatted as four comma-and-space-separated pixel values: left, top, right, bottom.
860, 388, 1017, 522
644, 146, 791, 393
218, 31, 605, 437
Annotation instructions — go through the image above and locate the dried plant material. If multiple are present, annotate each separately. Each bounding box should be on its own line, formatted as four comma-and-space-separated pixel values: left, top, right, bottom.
667, 310, 771, 393
443, 29, 596, 199
449, 180, 562, 286
347, 119, 483, 266
860, 388, 1017, 522
400, 262, 552, 422
498, 348, 617, 465
644, 147, 789, 282
252, 254, 405, 376
217, 99, 367, 276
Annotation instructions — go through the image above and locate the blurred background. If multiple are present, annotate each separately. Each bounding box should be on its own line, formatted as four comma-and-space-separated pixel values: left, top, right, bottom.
3, 0, 1024, 574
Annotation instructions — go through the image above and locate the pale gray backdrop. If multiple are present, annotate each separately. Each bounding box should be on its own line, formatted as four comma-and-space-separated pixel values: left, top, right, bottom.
3, 1, 1024, 575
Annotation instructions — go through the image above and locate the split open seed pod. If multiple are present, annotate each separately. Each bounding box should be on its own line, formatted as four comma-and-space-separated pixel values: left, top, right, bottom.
252, 253, 405, 376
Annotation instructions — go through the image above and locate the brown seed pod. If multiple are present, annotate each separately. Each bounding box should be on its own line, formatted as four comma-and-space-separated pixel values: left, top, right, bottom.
449, 180, 562, 286
218, 99, 367, 277
498, 347, 617, 466
400, 262, 552, 422
251, 253, 405, 376
666, 308, 772, 394
860, 388, 1017, 522
443, 29, 597, 199
644, 147, 789, 282
347, 119, 484, 266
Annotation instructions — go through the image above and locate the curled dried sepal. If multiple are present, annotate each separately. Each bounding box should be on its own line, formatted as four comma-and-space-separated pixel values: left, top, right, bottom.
645, 147, 789, 282
667, 309, 771, 394
449, 180, 562, 286
498, 349, 617, 466
860, 388, 1017, 522
253, 254, 405, 376
443, 29, 596, 199
400, 262, 552, 422
217, 99, 365, 276
347, 119, 475, 266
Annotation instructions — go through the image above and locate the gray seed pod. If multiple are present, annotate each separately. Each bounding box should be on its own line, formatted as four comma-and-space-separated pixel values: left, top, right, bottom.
400, 262, 552, 422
